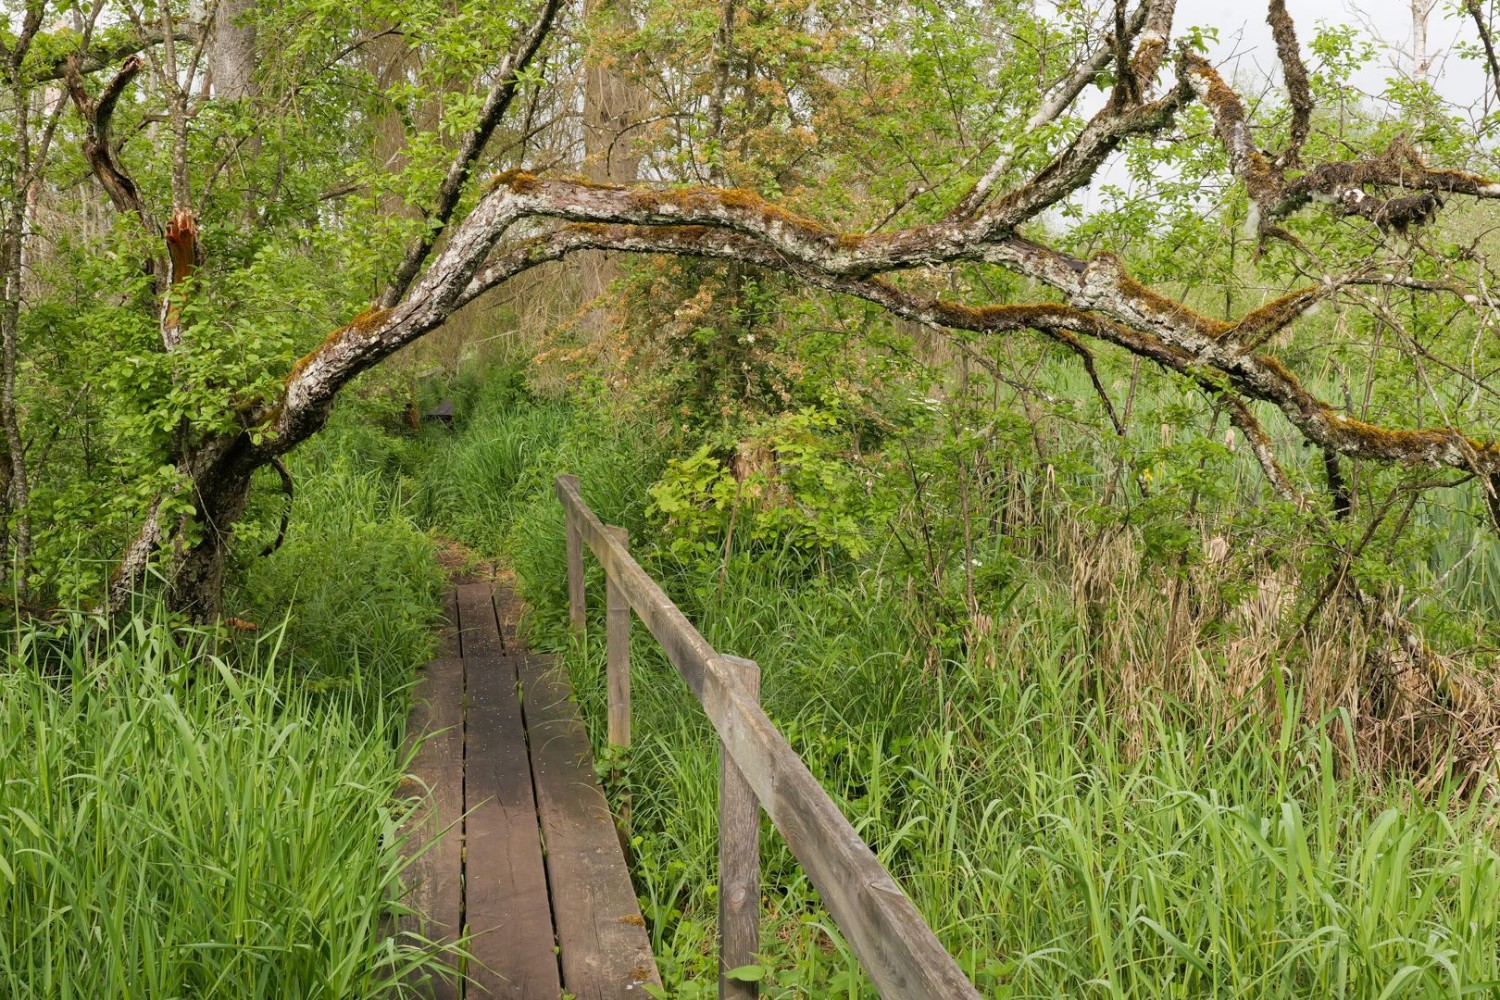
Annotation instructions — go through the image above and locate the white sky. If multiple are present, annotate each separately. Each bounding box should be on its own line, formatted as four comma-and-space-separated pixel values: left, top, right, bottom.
1191, 0, 1490, 108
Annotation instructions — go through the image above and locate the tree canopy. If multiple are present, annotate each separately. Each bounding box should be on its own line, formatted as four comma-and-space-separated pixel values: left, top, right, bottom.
4, 0, 1500, 634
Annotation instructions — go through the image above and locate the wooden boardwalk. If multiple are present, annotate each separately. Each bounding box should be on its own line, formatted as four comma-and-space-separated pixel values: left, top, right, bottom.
401, 582, 660, 999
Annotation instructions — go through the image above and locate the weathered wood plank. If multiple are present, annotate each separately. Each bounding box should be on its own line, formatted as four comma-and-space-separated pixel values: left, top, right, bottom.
718, 656, 761, 1000
456, 582, 503, 660
604, 526, 631, 751
465, 653, 562, 999
398, 655, 465, 1000
438, 588, 461, 659
517, 653, 661, 1000
494, 585, 522, 650
604, 525, 632, 840
556, 475, 980, 1000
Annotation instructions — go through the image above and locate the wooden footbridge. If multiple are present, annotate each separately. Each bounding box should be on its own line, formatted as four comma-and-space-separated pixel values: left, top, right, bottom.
398, 476, 983, 998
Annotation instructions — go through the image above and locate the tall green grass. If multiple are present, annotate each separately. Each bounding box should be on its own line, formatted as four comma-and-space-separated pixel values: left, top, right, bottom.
545, 549, 1500, 998
0, 614, 438, 998
400, 374, 1500, 998
411, 372, 667, 600
0, 406, 457, 998
233, 422, 444, 710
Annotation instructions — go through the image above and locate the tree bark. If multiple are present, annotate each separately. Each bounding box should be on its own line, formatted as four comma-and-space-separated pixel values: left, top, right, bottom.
576, 0, 645, 314
210, 0, 257, 100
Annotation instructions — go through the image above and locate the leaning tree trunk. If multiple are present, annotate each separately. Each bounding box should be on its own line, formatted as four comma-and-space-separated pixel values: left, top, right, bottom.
162, 436, 260, 618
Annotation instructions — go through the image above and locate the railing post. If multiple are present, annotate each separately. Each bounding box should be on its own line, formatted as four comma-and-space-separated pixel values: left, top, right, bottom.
561, 475, 585, 636
718, 655, 761, 1000
605, 525, 632, 835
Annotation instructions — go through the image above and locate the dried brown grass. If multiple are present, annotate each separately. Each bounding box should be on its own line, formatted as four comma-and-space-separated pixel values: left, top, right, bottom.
994, 479, 1500, 789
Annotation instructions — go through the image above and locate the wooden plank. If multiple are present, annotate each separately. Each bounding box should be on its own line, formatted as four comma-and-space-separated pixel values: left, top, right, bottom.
398, 655, 465, 1000
604, 526, 632, 840
517, 653, 661, 999
555, 475, 980, 1000
439, 588, 462, 659
456, 582, 503, 660
494, 586, 522, 651
718, 656, 761, 1000
465, 653, 562, 999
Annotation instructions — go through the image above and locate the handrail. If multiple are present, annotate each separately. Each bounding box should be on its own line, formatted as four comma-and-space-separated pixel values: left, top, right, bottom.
556, 474, 981, 1000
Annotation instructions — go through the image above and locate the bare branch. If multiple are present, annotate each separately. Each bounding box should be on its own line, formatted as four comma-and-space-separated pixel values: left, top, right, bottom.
5, 4, 45, 78
967, 9, 1190, 231
1323, 447, 1352, 518
258, 457, 293, 557
64, 54, 156, 231
1225, 394, 1306, 507
1463, 0, 1500, 105
1051, 327, 1126, 435
947, 5, 1148, 219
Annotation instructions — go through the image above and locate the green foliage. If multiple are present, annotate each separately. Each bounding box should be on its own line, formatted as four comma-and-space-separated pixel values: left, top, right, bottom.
11, 0, 1500, 993
0, 389, 457, 996
508, 408, 1500, 998
377, 362, 1500, 997
647, 409, 869, 569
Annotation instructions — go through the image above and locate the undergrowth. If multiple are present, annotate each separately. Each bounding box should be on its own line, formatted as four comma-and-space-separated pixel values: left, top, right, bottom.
0, 408, 450, 998
0, 615, 437, 998
398, 364, 1500, 998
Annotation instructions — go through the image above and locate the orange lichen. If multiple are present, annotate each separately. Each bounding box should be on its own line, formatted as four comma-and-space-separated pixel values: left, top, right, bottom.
1305, 399, 1500, 462
1184, 55, 1283, 206
1106, 260, 1232, 337
644, 185, 827, 231
284, 306, 392, 387
934, 301, 1071, 330
1227, 284, 1329, 348
490, 167, 541, 193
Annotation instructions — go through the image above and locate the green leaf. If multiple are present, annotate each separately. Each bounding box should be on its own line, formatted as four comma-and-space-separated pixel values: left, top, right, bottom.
725, 964, 768, 982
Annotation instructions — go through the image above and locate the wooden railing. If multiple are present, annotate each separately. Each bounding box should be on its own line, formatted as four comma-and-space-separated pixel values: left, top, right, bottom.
556, 475, 981, 1000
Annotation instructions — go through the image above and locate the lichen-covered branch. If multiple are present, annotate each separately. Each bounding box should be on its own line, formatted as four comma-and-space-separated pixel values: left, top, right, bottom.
947, 1, 1154, 219
1184, 52, 1500, 235
1266, 0, 1312, 167
267, 197, 1500, 502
